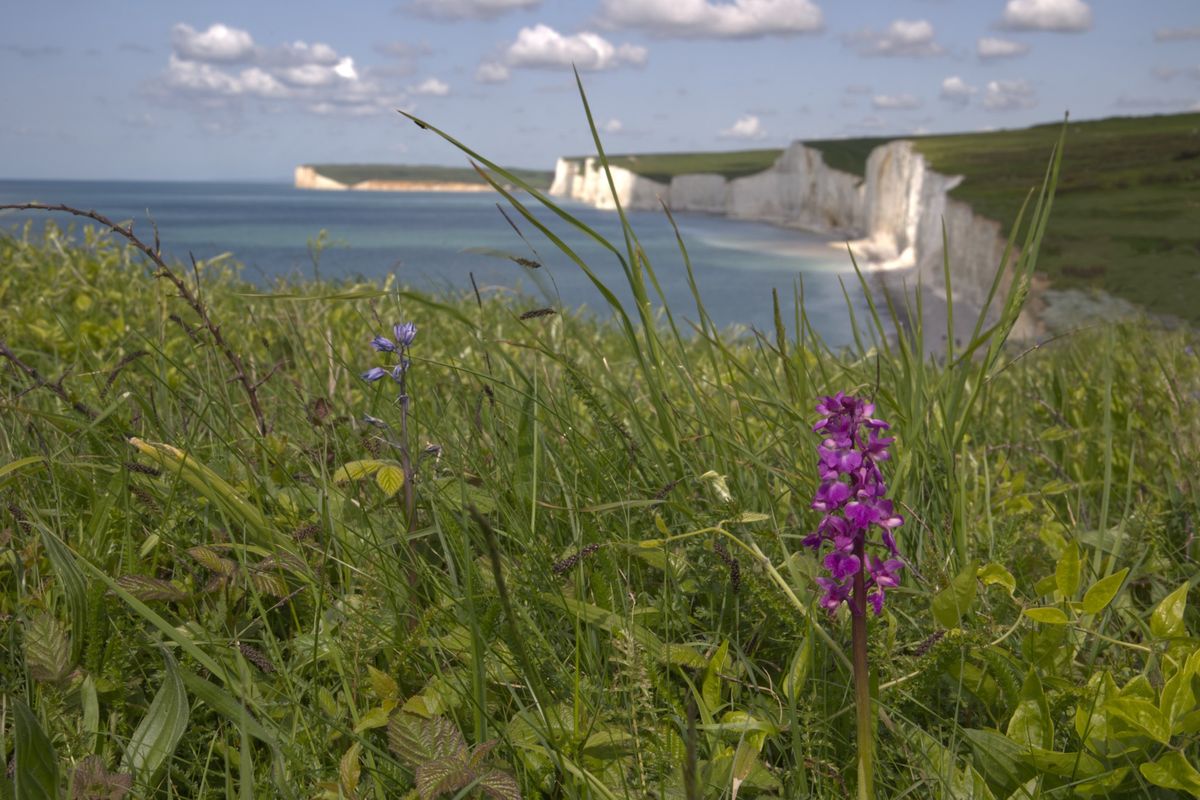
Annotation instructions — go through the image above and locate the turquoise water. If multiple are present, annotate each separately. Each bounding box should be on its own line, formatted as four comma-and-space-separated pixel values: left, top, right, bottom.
0, 180, 871, 347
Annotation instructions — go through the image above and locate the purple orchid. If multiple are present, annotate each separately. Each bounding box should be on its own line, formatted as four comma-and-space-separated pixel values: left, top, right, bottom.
804, 393, 905, 615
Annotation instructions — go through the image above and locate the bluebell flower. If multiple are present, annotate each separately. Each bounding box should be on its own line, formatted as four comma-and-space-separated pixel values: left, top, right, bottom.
394, 322, 417, 348
361, 367, 388, 382
370, 335, 396, 353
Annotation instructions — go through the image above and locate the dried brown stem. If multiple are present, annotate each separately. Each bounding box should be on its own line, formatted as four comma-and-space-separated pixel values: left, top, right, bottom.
1, 203, 268, 435
0, 339, 98, 419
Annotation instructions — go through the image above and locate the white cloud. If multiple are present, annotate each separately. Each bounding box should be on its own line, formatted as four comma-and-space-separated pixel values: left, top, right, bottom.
502, 24, 647, 72
846, 19, 943, 57
602, 118, 623, 133
999, 0, 1092, 32
984, 79, 1036, 110
719, 114, 765, 139
939, 75, 977, 106
598, 0, 822, 39
872, 93, 921, 110
156, 23, 406, 118
1154, 27, 1200, 42
170, 23, 256, 62
407, 0, 539, 20
411, 77, 450, 96
977, 37, 1031, 59
475, 61, 510, 83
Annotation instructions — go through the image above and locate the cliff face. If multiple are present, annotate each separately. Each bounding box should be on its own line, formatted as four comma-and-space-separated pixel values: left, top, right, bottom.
549, 142, 1020, 335
295, 166, 498, 193
294, 166, 348, 191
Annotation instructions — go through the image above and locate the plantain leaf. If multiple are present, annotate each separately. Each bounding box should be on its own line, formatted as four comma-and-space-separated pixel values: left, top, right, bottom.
40, 526, 90, 661
121, 650, 190, 785
13, 699, 59, 800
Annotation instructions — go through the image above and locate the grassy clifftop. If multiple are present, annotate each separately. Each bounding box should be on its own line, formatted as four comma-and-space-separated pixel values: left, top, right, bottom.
305, 162, 554, 188
568, 112, 1200, 324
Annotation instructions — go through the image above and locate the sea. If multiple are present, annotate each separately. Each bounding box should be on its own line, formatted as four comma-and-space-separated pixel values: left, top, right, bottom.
0, 180, 873, 348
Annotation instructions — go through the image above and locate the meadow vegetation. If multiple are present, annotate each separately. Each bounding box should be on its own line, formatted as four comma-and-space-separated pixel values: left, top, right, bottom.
1, 111, 1198, 799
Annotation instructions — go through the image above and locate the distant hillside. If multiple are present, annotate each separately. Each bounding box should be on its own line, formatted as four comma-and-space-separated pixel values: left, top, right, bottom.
303, 163, 554, 189
563, 113, 1200, 324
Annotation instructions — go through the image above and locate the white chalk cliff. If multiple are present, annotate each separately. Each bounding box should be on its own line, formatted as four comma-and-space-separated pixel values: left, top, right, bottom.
549, 142, 1018, 335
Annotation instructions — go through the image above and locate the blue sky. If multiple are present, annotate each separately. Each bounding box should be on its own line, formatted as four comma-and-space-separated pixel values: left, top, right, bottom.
2, 0, 1197, 180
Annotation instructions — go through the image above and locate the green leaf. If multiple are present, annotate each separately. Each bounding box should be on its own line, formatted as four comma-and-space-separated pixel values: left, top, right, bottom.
388, 714, 467, 769
1023, 607, 1070, 625
40, 526, 89, 662
700, 640, 729, 714
580, 729, 637, 760
1081, 568, 1128, 615
339, 742, 362, 798
1140, 751, 1200, 797
1007, 669, 1052, 748
353, 704, 394, 733
115, 575, 189, 603
1055, 542, 1081, 598
128, 438, 279, 548
977, 563, 1016, 596
962, 728, 1033, 797
375, 464, 405, 498
331, 459, 387, 483
13, 699, 59, 800
25, 611, 72, 684
1150, 582, 1189, 640
932, 560, 979, 629
729, 512, 769, 524
416, 754, 472, 800
476, 769, 522, 800
121, 650, 190, 785
368, 665, 399, 703
1104, 696, 1171, 743
1020, 747, 1105, 779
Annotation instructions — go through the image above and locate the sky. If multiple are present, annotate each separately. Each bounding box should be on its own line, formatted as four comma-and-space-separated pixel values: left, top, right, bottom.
1, 0, 1197, 181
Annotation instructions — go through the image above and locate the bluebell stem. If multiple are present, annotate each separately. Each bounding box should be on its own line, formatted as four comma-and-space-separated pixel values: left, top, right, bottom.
362, 321, 418, 529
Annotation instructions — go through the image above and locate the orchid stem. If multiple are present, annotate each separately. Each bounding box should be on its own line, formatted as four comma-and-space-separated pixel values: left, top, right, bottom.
852, 542, 874, 800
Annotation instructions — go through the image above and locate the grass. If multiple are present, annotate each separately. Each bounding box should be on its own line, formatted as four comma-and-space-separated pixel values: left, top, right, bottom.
305, 163, 555, 189
1, 108, 1198, 799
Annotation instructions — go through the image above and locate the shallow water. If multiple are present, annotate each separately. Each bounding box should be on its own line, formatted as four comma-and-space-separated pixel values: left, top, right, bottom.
0, 180, 874, 348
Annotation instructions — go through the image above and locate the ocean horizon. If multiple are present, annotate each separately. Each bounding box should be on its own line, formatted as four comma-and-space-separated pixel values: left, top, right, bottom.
0, 178, 873, 346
